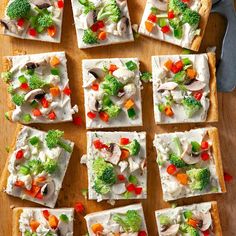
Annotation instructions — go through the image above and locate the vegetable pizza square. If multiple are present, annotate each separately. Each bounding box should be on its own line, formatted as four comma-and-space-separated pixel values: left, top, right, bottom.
153, 127, 226, 201
0, 0, 64, 43
0, 125, 74, 208
155, 201, 222, 235
85, 203, 147, 235
152, 53, 218, 124
139, 0, 211, 51
13, 207, 74, 236
71, 0, 134, 48
86, 132, 147, 201
2, 51, 76, 124
82, 58, 142, 129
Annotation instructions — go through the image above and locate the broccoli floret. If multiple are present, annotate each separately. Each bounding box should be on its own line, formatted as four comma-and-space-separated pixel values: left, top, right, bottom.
186, 225, 200, 236
186, 168, 210, 191
182, 96, 202, 118
29, 75, 48, 90
45, 130, 72, 153
82, 29, 98, 45
7, 0, 31, 20
103, 104, 121, 118
183, 8, 200, 26
169, 153, 188, 168
113, 210, 142, 233
37, 12, 53, 28
101, 74, 123, 96
43, 158, 58, 174
120, 139, 140, 156
12, 94, 25, 106
97, 0, 121, 23
92, 157, 108, 176
26, 159, 44, 175
79, 0, 96, 14
169, 0, 187, 14
98, 165, 116, 185
93, 178, 111, 194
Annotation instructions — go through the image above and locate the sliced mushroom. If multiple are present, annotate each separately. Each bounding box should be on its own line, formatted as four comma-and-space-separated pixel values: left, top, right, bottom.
118, 161, 128, 172
25, 59, 48, 70
152, 0, 168, 11
41, 180, 55, 199
0, 19, 22, 35
111, 183, 126, 195
181, 143, 200, 165
105, 143, 121, 165
88, 95, 101, 112
117, 17, 129, 35
185, 80, 206, 91
88, 68, 105, 79
128, 157, 139, 173
195, 212, 212, 231
157, 82, 178, 92
113, 67, 135, 84
32, 0, 51, 9
24, 89, 45, 102
84, 10, 94, 28
161, 224, 179, 236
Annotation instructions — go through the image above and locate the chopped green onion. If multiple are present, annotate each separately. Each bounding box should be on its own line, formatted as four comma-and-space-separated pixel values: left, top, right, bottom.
158, 18, 167, 27
183, 210, 193, 219
151, 7, 158, 15
19, 165, 30, 175
51, 68, 60, 76
191, 141, 201, 153
125, 61, 138, 71
127, 108, 136, 119
158, 103, 165, 112
29, 136, 40, 146
182, 58, 192, 66
173, 27, 183, 39
60, 214, 69, 223
26, 69, 34, 75
140, 72, 152, 83
22, 114, 32, 123
123, 191, 132, 199
128, 175, 138, 185
18, 75, 28, 83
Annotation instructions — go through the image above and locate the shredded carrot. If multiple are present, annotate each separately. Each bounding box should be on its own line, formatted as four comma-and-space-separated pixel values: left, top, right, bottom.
91, 223, 104, 234
124, 99, 134, 110
30, 220, 40, 232
145, 21, 154, 32
164, 106, 174, 117
120, 149, 130, 160
176, 173, 188, 185
50, 56, 60, 67
48, 215, 59, 229
164, 59, 173, 71
187, 68, 197, 79
50, 87, 60, 97
98, 31, 107, 40
47, 25, 57, 37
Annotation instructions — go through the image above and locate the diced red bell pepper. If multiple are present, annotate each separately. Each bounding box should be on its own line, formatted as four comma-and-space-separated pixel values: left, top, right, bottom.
20, 83, 29, 90
120, 138, 130, 145
148, 14, 157, 23
161, 25, 170, 33
17, 18, 25, 27
32, 108, 42, 117
16, 150, 24, 160
170, 64, 179, 74
42, 210, 50, 220
175, 60, 184, 71
135, 187, 143, 195
57, 0, 64, 8
224, 172, 233, 182
25, 185, 41, 198
41, 97, 49, 108
28, 28, 37, 37
182, 0, 190, 2
14, 180, 25, 187
99, 112, 109, 122
35, 192, 43, 199
167, 164, 177, 175
168, 10, 175, 19
91, 83, 99, 91
74, 202, 84, 213
194, 91, 203, 101
201, 141, 209, 150
91, 23, 99, 32
118, 174, 126, 181
87, 111, 96, 119
63, 87, 71, 96
73, 116, 83, 126
109, 64, 118, 73
48, 111, 57, 120
93, 140, 108, 149
202, 230, 210, 236
201, 152, 210, 161
138, 231, 147, 236
126, 183, 136, 192
97, 20, 105, 29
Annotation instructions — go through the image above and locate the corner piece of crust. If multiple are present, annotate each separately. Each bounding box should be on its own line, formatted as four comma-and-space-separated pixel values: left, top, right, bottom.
206, 52, 218, 123
210, 201, 223, 236
12, 208, 23, 236
191, 0, 212, 51
207, 127, 226, 193
0, 124, 23, 191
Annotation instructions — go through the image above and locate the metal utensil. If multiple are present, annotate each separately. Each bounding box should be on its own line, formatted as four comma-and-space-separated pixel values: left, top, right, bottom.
211, 0, 236, 92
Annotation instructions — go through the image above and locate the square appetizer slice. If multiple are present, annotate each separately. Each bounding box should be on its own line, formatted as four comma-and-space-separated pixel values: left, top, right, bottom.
139, 0, 211, 51
0, 125, 74, 208
2, 51, 75, 124
153, 127, 226, 201
13, 207, 74, 236
152, 53, 218, 124
82, 58, 142, 129
71, 0, 134, 48
85, 203, 147, 235
155, 201, 222, 236
0, 0, 64, 42
86, 132, 147, 201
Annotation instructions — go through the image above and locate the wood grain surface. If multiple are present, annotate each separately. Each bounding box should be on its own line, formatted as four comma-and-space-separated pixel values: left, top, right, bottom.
0, 1, 236, 235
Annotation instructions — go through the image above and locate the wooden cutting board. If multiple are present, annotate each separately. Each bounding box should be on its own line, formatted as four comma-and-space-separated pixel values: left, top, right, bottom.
0, 1, 235, 235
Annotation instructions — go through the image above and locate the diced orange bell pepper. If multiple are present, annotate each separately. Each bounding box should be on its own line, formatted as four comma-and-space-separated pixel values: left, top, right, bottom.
98, 31, 107, 41
50, 56, 60, 67
124, 99, 134, 110
35, 176, 46, 183
48, 215, 59, 230
30, 220, 40, 232
164, 106, 174, 117
120, 149, 130, 160
109, 64, 118, 73
164, 59, 173, 71
176, 173, 188, 185
50, 87, 60, 97
187, 68, 197, 79
188, 218, 199, 228
145, 21, 154, 32
47, 25, 57, 37
91, 223, 104, 234
99, 112, 109, 122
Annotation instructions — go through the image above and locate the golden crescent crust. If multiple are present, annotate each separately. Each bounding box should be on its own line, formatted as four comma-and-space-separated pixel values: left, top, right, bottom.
191, 0, 212, 51
206, 52, 218, 122
211, 201, 223, 235
0, 124, 23, 191
12, 208, 23, 236
208, 127, 226, 193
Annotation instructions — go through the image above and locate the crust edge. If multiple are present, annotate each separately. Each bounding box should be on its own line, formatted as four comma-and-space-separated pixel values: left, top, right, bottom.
211, 201, 223, 236
12, 208, 23, 236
